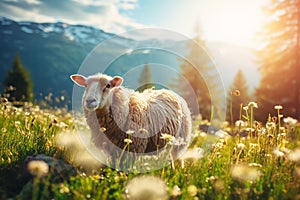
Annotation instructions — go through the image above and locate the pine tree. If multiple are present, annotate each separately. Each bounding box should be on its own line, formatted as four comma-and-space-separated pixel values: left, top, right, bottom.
255, 0, 300, 120
227, 69, 251, 123
173, 31, 223, 119
4, 54, 34, 102
137, 63, 153, 92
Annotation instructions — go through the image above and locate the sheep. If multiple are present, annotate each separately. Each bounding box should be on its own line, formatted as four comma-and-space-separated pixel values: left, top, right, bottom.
70, 73, 192, 166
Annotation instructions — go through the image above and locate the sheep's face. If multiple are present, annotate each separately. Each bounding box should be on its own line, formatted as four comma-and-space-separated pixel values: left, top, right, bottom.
70, 73, 123, 111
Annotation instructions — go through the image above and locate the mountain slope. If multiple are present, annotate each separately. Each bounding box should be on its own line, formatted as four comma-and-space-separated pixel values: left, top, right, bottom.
0, 17, 259, 106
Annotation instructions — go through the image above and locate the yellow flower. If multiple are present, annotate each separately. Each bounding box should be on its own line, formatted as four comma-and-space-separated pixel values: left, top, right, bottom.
27, 160, 49, 178
187, 185, 198, 196
124, 138, 133, 144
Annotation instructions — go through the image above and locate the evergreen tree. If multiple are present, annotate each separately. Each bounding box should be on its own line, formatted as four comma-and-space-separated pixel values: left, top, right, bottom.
4, 54, 34, 102
173, 30, 223, 119
137, 63, 154, 92
255, 0, 300, 120
227, 69, 251, 123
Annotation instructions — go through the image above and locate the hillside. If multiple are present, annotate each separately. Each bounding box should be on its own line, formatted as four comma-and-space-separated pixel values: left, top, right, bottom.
0, 17, 259, 106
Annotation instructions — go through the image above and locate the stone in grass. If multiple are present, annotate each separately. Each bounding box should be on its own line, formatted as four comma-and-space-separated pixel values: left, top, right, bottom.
17, 154, 78, 199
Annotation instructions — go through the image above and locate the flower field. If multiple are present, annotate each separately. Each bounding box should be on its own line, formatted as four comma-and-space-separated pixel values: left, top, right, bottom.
0, 98, 300, 200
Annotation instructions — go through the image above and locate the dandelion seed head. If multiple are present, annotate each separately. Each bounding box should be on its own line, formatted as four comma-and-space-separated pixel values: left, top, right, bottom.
27, 160, 49, 178
231, 164, 260, 183
124, 175, 168, 200
288, 148, 300, 162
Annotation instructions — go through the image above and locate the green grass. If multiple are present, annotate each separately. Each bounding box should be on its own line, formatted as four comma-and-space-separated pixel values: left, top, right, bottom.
0, 98, 300, 199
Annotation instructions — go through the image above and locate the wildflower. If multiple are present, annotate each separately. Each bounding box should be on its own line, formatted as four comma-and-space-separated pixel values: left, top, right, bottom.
231, 164, 261, 183
237, 143, 246, 150
287, 148, 300, 162
273, 149, 284, 157
249, 143, 259, 149
214, 179, 225, 191
180, 148, 203, 160
100, 127, 106, 132
248, 102, 258, 108
27, 160, 49, 178
124, 175, 168, 200
124, 138, 133, 144
15, 121, 21, 126
283, 117, 297, 125
160, 133, 175, 142
59, 184, 70, 194
231, 89, 241, 96
274, 105, 283, 110
235, 120, 245, 127
243, 106, 249, 111
266, 121, 276, 129
187, 185, 198, 196
126, 130, 135, 135
248, 163, 262, 168
171, 185, 181, 197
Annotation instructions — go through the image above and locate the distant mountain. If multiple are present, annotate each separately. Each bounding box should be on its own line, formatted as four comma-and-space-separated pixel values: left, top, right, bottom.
0, 16, 259, 106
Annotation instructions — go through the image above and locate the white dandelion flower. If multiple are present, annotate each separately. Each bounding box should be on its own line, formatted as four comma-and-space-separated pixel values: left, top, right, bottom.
27, 160, 49, 178
248, 102, 258, 108
124, 175, 168, 200
274, 105, 283, 110
231, 164, 261, 183
288, 148, 300, 162
283, 117, 297, 125
124, 138, 133, 144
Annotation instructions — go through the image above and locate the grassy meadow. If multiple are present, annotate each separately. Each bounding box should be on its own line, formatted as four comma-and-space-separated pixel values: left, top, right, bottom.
0, 98, 300, 200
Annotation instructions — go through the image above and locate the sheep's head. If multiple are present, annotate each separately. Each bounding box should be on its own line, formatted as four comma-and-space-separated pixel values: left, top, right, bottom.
70, 73, 123, 111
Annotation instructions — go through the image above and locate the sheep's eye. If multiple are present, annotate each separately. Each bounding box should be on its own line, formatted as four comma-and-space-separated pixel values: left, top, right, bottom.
103, 83, 110, 92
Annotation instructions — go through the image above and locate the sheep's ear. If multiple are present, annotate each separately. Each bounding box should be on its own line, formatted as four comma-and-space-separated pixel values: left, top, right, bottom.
111, 76, 123, 87
70, 74, 87, 87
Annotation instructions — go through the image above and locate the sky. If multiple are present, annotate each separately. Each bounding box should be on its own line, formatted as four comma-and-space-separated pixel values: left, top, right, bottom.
0, 0, 269, 47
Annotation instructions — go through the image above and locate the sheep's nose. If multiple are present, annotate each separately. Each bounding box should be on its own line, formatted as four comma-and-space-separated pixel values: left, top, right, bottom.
86, 98, 96, 105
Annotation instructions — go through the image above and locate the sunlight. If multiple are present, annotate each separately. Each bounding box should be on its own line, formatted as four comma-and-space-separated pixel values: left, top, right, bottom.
197, 0, 265, 47
173, 0, 266, 47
